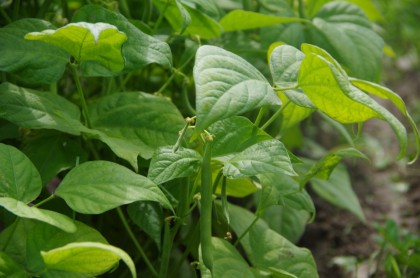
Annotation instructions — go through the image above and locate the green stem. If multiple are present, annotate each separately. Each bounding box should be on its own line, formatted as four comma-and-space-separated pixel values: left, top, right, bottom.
261, 101, 291, 130
254, 107, 267, 127
297, 0, 306, 18
153, 0, 170, 34
234, 216, 260, 247
159, 221, 173, 278
0, 6, 12, 24
116, 207, 158, 277
12, 0, 20, 20
200, 138, 213, 270
70, 63, 92, 128
181, 84, 196, 116
34, 195, 55, 208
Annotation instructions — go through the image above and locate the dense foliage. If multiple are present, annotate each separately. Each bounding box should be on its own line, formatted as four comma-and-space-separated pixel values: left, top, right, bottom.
0, 0, 419, 277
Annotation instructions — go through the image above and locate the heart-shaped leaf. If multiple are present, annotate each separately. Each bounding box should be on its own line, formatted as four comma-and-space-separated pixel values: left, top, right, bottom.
194, 46, 280, 134
55, 161, 172, 214
148, 146, 202, 185
0, 143, 41, 203
25, 22, 127, 73
0, 197, 76, 233
0, 19, 69, 84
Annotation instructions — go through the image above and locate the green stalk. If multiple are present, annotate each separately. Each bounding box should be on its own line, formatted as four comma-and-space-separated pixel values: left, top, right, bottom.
116, 207, 158, 277
200, 136, 214, 270
297, 0, 306, 18
70, 63, 92, 128
261, 101, 291, 130
153, 0, 170, 34
254, 107, 267, 127
34, 195, 55, 207
234, 216, 259, 247
0, 6, 12, 24
159, 221, 173, 278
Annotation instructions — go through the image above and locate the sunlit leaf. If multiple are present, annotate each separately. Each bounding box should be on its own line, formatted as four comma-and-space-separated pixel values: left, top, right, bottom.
72, 4, 172, 75
25, 22, 127, 72
41, 242, 136, 278
0, 143, 41, 203
56, 161, 173, 214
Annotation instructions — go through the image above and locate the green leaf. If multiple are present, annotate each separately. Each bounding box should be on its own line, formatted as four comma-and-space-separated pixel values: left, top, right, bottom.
55, 161, 172, 214
88, 92, 185, 161
303, 148, 368, 181
0, 251, 27, 278
310, 164, 365, 221
0, 18, 69, 84
0, 143, 41, 203
277, 92, 315, 131
211, 237, 255, 277
298, 51, 408, 158
72, 4, 172, 75
257, 173, 314, 214
25, 22, 127, 73
208, 116, 272, 158
0, 83, 85, 136
41, 242, 136, 278
220, 10, 307, 32
148, 146, 202, 185
194, 46, 280, 134
127, 201, 163, 249
229, 204, 318, 277
154, 0, 222, 39
22, 132, 87, 185
0, 219, 108, 275
260, 205, 309, 243
223, 139, 296, 179
312, 2, 384, 81
269, 44, 305, 88
0, 197, 76, 232
350, 78, 420, 162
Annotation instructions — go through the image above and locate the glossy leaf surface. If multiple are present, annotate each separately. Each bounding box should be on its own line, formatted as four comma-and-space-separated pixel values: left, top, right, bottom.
56, 161, 172, 214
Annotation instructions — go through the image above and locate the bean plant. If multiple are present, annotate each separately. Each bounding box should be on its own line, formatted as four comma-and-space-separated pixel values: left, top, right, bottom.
0, 0, 419, 277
